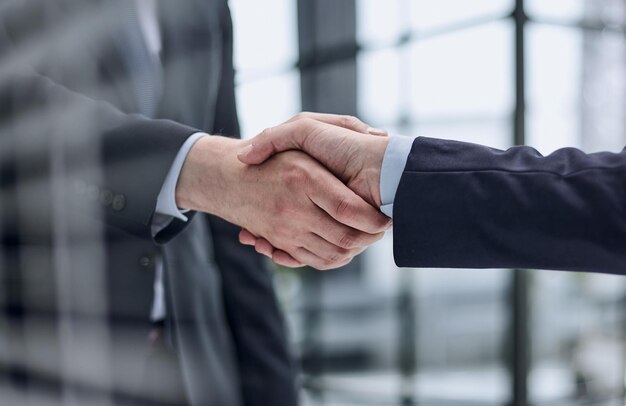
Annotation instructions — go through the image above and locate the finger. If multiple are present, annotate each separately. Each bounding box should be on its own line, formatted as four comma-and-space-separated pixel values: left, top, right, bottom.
302, 232, 364, 263
309, 208, 386, 250
367, 127, 388, 137
286, 246, 353, 271
291, 112, 388, 138
243, 233, 306, 267
308, 175, 391, 234
254, 238, 275, 258
272, 250, 305, 268
289, 112, 370, 134
238, 114, 375, 166
239, 228, 257, 246
237, 121, 306, 165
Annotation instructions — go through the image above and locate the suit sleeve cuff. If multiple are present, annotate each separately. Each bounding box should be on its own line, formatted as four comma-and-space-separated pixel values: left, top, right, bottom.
154, 132, 207, 223
380, 134, 417, 218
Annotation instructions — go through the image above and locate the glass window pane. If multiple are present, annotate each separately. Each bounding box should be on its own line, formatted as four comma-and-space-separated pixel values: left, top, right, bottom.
357, 0, 406, 46
527, 25, 582, 114
580, 28, 626, 152
410, 21, 514, 120
236, 71, 301, 139
530, 271, 626, 404
358, 49, 402, 126
527, 24, 583, 153
230, 0, 298, 78
526, 0, 586, 22
410, 0, 512, 31
527, 24, 626, 154
413, 268, 510, 404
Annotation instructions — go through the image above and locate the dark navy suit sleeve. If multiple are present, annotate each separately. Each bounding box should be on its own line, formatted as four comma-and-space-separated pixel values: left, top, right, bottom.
393, 137, 626, 275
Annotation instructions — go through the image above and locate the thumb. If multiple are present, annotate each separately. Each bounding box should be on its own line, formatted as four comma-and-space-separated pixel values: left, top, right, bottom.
237, 122, 304, 165
237, 142, 271, 165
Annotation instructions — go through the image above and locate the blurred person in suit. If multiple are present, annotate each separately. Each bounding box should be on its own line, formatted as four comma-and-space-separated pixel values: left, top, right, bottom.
0, 0, 389, 405
238, 113, 626, 275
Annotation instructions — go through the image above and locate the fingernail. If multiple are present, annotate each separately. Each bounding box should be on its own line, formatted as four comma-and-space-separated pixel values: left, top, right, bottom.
367, 127, 388, 137
237, 144, 254, 157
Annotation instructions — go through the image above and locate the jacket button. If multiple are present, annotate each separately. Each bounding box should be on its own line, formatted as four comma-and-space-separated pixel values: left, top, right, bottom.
112, 194, 126, 211
139, 255, 155, 271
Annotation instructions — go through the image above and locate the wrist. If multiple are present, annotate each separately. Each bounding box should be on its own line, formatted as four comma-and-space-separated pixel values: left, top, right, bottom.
176, 136, 245, 216
368, 136, 388, 207
379, 134, 415, 209
348, 136, 388, 208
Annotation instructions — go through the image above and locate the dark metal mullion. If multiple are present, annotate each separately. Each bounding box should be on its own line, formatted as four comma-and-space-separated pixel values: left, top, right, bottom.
296, 4, 324, 405
509, 1, 531, 406
395, 1, 418, 405
527, 16, 626, 33
623, 8, 626, 402
296, 2, 359, 406
621, 291, 626, 403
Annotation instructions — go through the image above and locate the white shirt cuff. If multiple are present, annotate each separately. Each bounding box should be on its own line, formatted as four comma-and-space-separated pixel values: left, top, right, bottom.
379, 135, 416, 218
153, 132, 207, 231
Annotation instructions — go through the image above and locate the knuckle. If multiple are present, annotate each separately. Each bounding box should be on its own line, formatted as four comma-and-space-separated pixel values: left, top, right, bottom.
293, 112, 310, 121
283, 166, 308, 188
328, 247, 350, 263
273, 221, 291, 237
298, 117, 317, 128
342, 115, 360, 129
342, 256, 355, 267
254, 245, 268, 255
319, 260, 335, 271
377, 217, 392, 232
335, 198, 355, 221
338, 231, 361, 249
372, 231, 386, 243
259, 127, 275, 139
274, 200, 287, 217
272, 198, 288, 216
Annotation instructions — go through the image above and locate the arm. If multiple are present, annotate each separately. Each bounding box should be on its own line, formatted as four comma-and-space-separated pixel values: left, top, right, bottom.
0, 69, 198, 241
239, 115, 626, 275
0, 1, 198, 241
393, 137, 626, 274
0, 2, 389, 269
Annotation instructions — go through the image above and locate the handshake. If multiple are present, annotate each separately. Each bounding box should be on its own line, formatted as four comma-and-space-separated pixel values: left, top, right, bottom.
176, 112, 391, 270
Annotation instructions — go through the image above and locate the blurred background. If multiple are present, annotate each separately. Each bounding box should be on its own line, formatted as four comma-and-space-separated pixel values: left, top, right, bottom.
230, 0, 626, 405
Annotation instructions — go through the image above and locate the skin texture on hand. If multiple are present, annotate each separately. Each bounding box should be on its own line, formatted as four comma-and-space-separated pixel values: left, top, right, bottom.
236, 112, 391, 267
238, 113, 389, 207
175, 135, 390, 270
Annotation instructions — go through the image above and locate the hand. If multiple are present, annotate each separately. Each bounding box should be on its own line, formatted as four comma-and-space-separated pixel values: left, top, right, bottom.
175, 135, 391, 270
236, 112, 390, 266
238, 112, 389, 207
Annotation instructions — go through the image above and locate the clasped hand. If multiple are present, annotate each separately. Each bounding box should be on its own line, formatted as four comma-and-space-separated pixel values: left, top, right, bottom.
176, 113, 390, 270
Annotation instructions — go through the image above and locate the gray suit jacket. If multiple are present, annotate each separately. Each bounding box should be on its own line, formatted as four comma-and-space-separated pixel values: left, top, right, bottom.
0, 1, 297, 405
